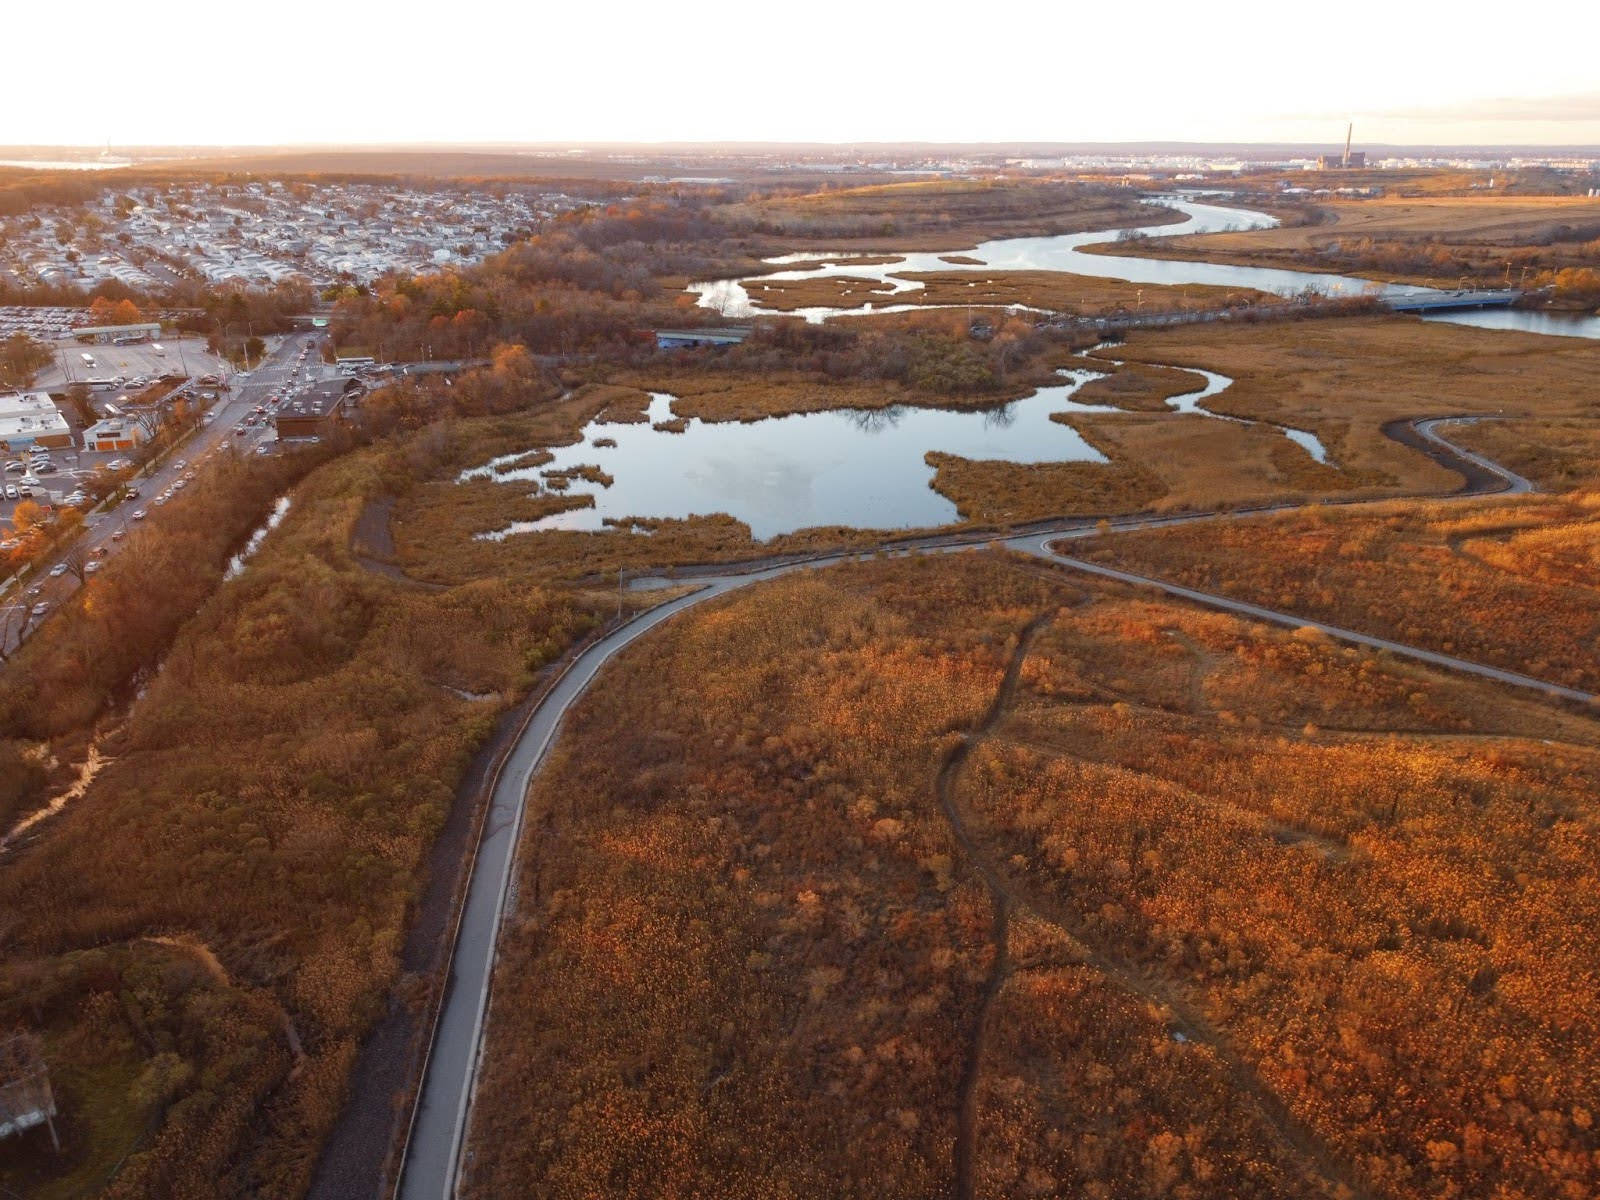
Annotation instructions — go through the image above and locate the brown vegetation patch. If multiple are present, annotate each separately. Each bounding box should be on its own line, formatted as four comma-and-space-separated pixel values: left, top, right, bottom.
742, 274, 900, 311
462, 553, 1600, 1199
724, 179, 1181, 251
1103, 316, 1600, 496
1449, 416, 1600, 492
1080, 491, 1600, 692
1072, 361, 1209, 412
896, 270, 1272, 315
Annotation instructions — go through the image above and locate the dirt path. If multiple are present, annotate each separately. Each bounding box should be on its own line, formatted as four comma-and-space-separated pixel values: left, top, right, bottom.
935, 611, 1373, 1200
350, 495, 446, 591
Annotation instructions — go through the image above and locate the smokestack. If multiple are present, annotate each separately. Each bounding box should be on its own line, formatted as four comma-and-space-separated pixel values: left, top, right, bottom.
1343, 123, 1353, 169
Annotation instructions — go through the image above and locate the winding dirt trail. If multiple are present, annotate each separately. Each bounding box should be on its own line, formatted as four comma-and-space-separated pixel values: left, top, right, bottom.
935, 603, 1374, 1200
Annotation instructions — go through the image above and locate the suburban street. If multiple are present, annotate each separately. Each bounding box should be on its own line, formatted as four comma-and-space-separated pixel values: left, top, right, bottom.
1, 333, 323, 655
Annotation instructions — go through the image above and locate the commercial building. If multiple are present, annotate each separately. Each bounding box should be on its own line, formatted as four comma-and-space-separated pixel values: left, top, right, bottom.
274, 379, 355, 439
71, 322, 163, 344
0, 392, 73, 451
81, 417, 150, 453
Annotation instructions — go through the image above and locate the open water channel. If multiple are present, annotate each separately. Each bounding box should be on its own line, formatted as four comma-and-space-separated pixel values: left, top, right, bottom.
464, 195, 1597, 542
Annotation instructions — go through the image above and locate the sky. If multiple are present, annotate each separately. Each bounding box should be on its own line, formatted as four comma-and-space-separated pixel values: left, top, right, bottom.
4, 0, 1599, 149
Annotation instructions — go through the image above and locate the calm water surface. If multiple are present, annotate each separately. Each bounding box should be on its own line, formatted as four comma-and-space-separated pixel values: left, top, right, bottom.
469, 357, 1327, 542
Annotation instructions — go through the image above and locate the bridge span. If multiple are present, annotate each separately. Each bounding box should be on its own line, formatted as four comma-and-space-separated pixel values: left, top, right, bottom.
1385, 288, 1522, 313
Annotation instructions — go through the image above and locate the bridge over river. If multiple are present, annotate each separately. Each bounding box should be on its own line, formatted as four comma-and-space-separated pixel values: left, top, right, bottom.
1386, 288, 1522, 313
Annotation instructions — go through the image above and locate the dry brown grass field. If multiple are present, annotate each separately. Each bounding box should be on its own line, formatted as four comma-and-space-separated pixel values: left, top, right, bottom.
738, 270, 1270, 316
1088, 195, 1600, 292
1099, 315, 1600, 496
1448, 416, 1600, 493
462, 551, 1600, 1200
1079, 490, 1600, 693
724, 179, 1181, 251
1073, 361, 1209, 412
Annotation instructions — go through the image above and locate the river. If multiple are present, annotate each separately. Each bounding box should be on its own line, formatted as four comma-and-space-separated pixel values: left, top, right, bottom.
690, 196, 1600, 340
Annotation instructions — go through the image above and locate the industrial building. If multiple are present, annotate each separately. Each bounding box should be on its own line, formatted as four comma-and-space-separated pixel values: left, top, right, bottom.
0, 392, 73, 451
274, 379, 356, 440
1317, 124, 1366, 170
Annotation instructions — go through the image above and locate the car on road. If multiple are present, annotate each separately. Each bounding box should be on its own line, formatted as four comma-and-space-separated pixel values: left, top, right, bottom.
132, 509, 147, 520
111, 529, 125, 541
48, 564, 66, 577
234, 427, 249, 437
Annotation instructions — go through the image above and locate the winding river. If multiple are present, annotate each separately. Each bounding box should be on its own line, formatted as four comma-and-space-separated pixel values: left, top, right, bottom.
691, 195, 1600, 340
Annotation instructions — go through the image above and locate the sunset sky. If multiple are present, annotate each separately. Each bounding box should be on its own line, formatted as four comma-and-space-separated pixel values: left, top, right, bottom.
4, 0, 1597, 149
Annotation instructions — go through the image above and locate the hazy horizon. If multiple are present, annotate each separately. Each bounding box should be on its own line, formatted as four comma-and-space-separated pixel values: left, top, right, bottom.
6, 0, 1598, 150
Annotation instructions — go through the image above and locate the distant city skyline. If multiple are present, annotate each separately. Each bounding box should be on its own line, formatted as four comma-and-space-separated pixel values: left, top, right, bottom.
5, 1, 1598, 150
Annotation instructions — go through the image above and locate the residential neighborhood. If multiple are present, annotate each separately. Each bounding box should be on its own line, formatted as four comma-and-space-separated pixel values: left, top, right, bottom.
0, 180, 591, 303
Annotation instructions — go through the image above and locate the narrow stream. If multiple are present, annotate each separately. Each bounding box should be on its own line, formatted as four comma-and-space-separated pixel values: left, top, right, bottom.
225, 496, 292, 580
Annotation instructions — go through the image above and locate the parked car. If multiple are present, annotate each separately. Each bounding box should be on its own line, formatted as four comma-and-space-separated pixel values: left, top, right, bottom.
4, 461, 23, 474
35, 463, 57, 474
30, 603, 47, 617
111, 529, 125, 541
48, 564, 66, 577
131, 509, 147, 520
4, 485, 16, 500
84, 560, 101, 574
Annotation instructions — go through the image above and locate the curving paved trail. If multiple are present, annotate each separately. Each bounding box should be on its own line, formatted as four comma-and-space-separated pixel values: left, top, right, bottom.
392, 419, 1589, 1199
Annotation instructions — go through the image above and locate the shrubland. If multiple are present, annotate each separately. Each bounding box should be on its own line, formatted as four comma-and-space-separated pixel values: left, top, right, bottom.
462, 550, 1600, 1198
1080, 491, 1600, 692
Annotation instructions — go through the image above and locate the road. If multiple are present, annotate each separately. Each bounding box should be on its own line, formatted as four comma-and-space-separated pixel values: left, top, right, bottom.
392, 420, 1591, 1199
1, 333, 320, 655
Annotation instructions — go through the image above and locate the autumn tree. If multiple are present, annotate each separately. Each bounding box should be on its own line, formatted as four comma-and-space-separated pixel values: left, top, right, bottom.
88, 295, 143, 327
11, 500, 44, 535
0, 333, 51, 389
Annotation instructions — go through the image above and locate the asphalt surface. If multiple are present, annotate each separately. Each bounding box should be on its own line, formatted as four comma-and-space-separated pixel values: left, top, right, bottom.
392, 417, 1590, 1199
1, 334, 320, 655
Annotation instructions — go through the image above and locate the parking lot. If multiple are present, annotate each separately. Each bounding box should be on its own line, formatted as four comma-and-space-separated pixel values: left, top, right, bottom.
31, 336, 229, 392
